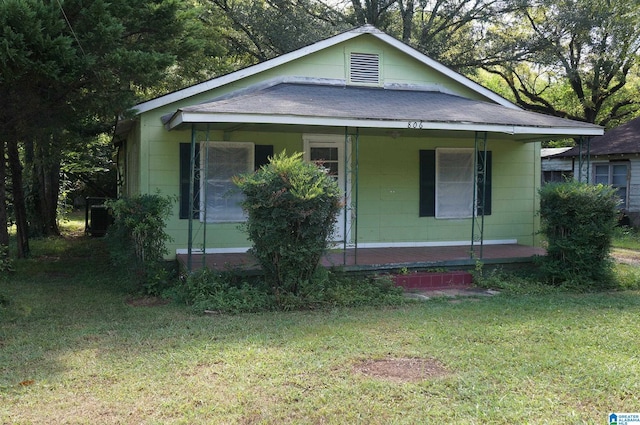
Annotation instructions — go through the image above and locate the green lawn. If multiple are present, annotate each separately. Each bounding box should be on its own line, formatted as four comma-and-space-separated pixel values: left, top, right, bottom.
2, 230, 640, 423
613, 226, 640, 251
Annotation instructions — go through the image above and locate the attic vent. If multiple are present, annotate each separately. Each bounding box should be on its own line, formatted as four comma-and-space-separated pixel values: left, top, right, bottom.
350, 52, 380, 85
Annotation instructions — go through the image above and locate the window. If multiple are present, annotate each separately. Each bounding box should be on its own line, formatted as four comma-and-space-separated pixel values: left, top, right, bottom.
436, 148, 474, 218
179, 143, 273, 220
201, 142, 254, 222
310, 146, 339, 178
594, 162, 629, 208
542, 170, 573, 184
419, 149, 491, 218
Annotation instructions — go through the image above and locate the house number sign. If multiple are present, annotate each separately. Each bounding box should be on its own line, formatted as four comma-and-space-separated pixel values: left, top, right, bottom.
407, 120, 424, 129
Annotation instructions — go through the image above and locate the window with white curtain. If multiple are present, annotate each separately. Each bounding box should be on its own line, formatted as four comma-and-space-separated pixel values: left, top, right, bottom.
436, 148, 474, 219
200, 142, 254, 222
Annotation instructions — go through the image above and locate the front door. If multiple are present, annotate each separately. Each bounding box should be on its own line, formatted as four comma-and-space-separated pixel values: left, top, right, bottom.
304, 134, 349, 243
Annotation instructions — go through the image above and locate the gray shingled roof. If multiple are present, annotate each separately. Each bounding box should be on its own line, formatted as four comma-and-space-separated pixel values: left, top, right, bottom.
553, 116, 640, 157
165, 83, 602, 137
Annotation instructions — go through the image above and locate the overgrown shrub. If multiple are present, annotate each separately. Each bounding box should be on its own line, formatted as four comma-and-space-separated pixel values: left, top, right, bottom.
234, 151, 342, 304
172, 268, 405, 314
105, 193, 175, 295
170, 269, 274, 314
538, 181, 620, 288
473, 262, 560, 295
0, 245, 13, 275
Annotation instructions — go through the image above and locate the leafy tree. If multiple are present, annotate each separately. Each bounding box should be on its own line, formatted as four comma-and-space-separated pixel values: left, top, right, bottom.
483, 0, 640, 127
410, 0, 511, 70
137, 0, 233, 98
0, 0, 212, 256
324, 0, 511, 70
345, 0, 397, 28
206, 0, 516, 77
210, 0, 348, 63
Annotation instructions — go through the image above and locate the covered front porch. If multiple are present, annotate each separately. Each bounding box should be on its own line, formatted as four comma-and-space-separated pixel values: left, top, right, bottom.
168, 79, 600, 274
177, 243, 545, 274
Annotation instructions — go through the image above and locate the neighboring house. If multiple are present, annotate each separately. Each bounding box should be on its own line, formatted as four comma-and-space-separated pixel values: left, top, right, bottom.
549, 116, 640, 226
541, 147, 573, 184
115, 25, 603, 262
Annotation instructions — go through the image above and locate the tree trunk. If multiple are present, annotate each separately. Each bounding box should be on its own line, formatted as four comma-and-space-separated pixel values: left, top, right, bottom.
23, 138, 44, 237
36, 134, 61, 236
7, 139, 30, 258
399, 0, 414, 42
39, 160, 61, 236
23, 135, 61, 237
0, 140, 9, 250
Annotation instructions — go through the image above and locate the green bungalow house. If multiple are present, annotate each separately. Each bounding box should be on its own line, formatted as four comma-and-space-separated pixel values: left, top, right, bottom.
115, 25, 603, 269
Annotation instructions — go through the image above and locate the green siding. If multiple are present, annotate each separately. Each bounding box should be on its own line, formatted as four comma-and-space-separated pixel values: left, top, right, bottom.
128, 33, 542, 258
144, 130, 541, 257
123, 120, 141, 196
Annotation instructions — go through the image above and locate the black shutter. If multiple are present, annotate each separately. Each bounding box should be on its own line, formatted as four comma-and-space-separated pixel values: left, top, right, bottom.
476, 151, 492, 216
420, 149, 492, 218
179, 143, 199, 219
255, 145, 273, 169
419, 150, 436, 217
180, 143, 273, 219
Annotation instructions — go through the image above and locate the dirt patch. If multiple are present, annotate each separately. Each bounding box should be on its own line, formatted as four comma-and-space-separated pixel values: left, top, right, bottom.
353, 357, 450, 383
125, 296, 169, 307
611, 249, 640, 266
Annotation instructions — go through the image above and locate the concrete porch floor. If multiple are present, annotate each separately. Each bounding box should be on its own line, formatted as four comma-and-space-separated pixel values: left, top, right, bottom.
177, 244, 546, 274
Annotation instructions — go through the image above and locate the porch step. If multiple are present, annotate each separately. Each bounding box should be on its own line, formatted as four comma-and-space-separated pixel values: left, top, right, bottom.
392, 271, 473, 291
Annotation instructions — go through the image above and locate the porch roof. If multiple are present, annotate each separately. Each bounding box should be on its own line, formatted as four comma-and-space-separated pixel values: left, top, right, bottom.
552, 116, 640, 157
164, 81, 603, 142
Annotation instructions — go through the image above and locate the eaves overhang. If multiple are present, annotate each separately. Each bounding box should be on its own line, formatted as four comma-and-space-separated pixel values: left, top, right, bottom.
164, 82, 604, 142
166, 111, 603, 142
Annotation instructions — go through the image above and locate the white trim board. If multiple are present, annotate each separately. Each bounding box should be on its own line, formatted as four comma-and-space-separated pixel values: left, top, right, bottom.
167, 112, 603, 138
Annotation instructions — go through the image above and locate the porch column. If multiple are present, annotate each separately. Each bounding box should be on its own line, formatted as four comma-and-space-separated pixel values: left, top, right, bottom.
341, 127, 360, 265
343, 127, 348, 264
353, 128, 360, 264
187, 125, 196, 272
577, 136, 591, 183
201, 126, 211, 269
471, 131, 488, 259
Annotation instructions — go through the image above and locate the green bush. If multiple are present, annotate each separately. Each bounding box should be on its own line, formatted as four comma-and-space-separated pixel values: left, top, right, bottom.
172, 268, 405, 314
538, 181, 620, 288
0, 245, 14, 275
473, 262, 560, 295
171, 269, 274, 314
234, 151, 342, 304
105, 193, 175, 295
